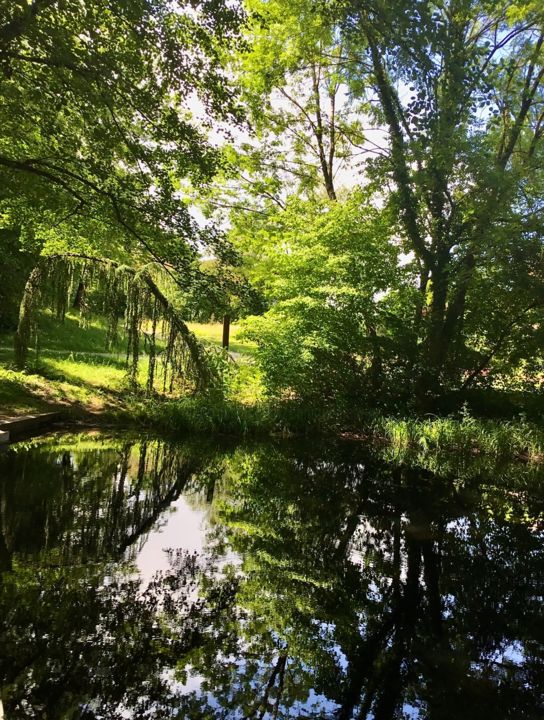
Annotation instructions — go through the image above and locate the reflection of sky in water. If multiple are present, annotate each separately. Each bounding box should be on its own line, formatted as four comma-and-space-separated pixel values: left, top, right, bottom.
135, 496, 207, 581
178, 665, 340, 717
134, 498, 342, 716
500, 642, 525, 666
403, 703, 421, 718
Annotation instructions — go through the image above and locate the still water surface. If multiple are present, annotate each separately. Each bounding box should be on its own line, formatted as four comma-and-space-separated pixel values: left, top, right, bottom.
0, 431, 543, 718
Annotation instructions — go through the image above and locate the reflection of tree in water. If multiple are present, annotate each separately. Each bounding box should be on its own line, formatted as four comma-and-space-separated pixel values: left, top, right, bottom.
0, 435, 233, 718
0, 437, 204, 571
180, 443, 544, 719
0, 550, 238, 719
0, 436, 543, 718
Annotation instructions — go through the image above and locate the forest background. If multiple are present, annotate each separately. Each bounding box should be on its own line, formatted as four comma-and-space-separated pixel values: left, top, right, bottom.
1, 0, 544, 445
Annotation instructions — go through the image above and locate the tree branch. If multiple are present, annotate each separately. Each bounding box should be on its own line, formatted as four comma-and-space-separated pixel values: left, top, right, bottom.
460, 302, 543, 390
497, 33, 544, 169
363, 24, 431, 266
0, 0, 57, 46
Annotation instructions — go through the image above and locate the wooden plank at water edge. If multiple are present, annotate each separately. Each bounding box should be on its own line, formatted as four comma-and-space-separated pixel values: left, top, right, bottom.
0, 412, 63, 439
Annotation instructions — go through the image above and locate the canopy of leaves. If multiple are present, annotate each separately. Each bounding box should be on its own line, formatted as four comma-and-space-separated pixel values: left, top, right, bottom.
0, 0, 244, 269
204, 0, 544, 408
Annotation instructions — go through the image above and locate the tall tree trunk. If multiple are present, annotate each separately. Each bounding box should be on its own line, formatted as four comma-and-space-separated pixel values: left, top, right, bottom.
222, 314, 230, 350
14, 263, 43, 369
72, 280, 85, 309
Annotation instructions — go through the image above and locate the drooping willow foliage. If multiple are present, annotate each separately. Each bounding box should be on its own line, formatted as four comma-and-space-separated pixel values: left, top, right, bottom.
14, 255, 219, 394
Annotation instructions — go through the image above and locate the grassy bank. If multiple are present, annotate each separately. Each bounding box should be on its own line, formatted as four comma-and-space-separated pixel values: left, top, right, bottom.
0, 314, 259, 417
2, 364, 544, 461
371, 414, 544, 462
1, 314, 544, 461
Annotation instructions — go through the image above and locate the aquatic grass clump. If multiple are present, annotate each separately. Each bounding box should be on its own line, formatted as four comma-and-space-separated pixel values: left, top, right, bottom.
126, 396, 275, 437
373, 414, 544, 462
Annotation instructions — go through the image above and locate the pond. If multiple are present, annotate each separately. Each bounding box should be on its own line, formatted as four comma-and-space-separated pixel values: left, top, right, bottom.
0, 431, 543, 718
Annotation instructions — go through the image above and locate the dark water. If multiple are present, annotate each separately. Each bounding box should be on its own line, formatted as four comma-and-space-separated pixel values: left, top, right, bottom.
0, 431, 543, 719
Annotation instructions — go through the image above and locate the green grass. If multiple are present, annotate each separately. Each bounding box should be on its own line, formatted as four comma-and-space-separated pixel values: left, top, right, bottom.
3, 356, 544, 462
187, 322, 263, 404
0, 312, 131, 417
188, 322, 257, 357
1, 314, 544, 462
0, 365, 119, 418
0, 311, 121, 356
367, 414, 544, 462
0, 314, 262, 418
124, 396, 273, 436
0, 367, 58, 417
117, 398, 544, 462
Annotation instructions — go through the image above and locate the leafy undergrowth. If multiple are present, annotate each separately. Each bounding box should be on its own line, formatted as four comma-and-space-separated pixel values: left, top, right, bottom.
2, 366, 544, 462
1, 317, 543, 462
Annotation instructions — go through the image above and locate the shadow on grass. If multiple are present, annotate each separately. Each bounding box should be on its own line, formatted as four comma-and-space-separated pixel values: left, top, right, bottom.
0, 356, 130, 419
0, 312, 126, 356
0, 373, 53, 418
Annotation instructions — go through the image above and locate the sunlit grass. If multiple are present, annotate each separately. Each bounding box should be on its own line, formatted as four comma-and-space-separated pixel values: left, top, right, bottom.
1, 314, 543, 461
0, 366, 114, 417
0, 315, 264, 417
372, 415, 544, 462
3, 354, 544, 461
40, 356, 127, 392
188, 322, 257, 357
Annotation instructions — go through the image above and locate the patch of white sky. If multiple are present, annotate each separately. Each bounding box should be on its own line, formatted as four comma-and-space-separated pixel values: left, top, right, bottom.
181, 72, 419, 272
181, 78, 389, 213
135, 495, 207, 583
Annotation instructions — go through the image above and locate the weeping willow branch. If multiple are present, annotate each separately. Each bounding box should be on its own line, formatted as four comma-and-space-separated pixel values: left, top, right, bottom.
14, 253, 218, 392
137, 268, 215, 390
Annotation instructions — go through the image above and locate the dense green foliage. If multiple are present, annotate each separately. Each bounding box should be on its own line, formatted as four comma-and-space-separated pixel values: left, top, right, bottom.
0, 229, 36, 330
0, 0, 251, 397
0, 0, 242, 260
1, 0, 544, 421
213, 0, 544, 411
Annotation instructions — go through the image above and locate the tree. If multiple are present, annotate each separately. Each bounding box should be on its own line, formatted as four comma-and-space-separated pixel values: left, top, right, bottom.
336, 0, 544, 400
203, 0, 367, 215
0, 228, 36, 330
239, 192, 401, 404
210, 0, 544, 409
0, 1, 244, 297
0, 0, 250, 386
